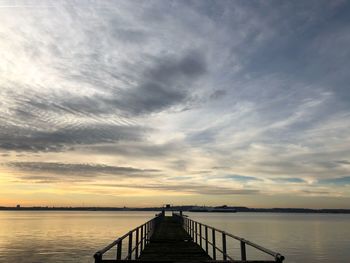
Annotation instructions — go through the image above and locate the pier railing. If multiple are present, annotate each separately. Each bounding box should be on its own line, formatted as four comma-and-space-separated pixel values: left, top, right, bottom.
174, 213, 285, 263
94, 213, 162, 263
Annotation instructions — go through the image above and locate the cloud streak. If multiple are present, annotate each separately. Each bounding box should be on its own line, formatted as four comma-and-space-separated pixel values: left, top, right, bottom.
95, 183, 259, 196
6, 162, 161, 182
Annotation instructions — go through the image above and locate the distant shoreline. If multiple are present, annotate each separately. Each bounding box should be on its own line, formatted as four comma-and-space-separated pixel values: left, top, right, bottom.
1, 206, 350, 214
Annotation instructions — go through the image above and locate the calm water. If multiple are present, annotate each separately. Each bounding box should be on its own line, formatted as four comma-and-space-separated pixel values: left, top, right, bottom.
0, 211, 349, 262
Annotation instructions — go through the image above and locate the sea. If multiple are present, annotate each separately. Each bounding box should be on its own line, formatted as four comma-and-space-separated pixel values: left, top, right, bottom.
0, 211, 349, 263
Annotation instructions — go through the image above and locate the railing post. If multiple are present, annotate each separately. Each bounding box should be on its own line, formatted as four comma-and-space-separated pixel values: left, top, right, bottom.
151, 220, 154, 238
94, 252, 102, 263
212, 229, 216, 260
146, 223, 149, 244
192, 220, 195, 240
190, 220, 192, 238
195, 222, 198, 243
199, 223, 202, 247
128, 231, 133, 260
149, 221, 151, 241
140, 224, 144, 252
276, 254, 285, 263
240, 240, 246, 261
222, 232, 227, 260
135, 227, 139, 258
205, 226, 208, 253
116, 240, 122, 260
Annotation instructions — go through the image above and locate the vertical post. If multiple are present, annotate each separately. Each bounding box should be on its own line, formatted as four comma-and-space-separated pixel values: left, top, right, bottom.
192, 220, 195, 240
135, 227, 139, 259
187, 218, 190, 234
94, 252, 102, 263
199, 223, 202, 247
212, 229, 216, 260
180, 210, 183, 216
222, 232, 227, 260
205, 226, 208, 254
128, 231, 133, 260
149, 221, 152, 240
151, 219, 154, 238
116, 240, 122, 260
240, 240, 246, 261
144, 224, 147, 246
186, 218, 188, 233
140, 224, 144, 252
149, 221, 151, 241
190, 220, 192, 239
146, 223, 149, 244
195, 222, 198, 243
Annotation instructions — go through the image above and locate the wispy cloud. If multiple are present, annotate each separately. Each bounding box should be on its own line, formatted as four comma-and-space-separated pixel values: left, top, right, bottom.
224, 175, 262, 182
270, 177, 307, 183
6, 162, 161, 183
319, 177, 350, 186
95, 183, 259, 196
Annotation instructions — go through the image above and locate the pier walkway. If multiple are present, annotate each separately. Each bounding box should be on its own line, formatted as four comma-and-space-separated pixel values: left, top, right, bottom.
94, 212, 285, 263
139, 216, 210, 261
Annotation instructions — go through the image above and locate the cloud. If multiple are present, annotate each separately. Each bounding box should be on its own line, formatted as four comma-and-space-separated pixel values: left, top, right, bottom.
84, 141, 182, 158
335, 160, 350, 165
224, 174, 262, 182
210, 89, 227, 100
319, 177, 350, 185
48, 50, 207, 117
270, 177, 307, 183
0, 124, 146, 152
6, 162, 161, 182
95, 183, 259, 196
105, 50, 207, 116
300, 189, 331, 195
0, 2, 208, 154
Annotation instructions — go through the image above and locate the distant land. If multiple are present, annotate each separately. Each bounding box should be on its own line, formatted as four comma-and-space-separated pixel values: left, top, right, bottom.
1, 205, 350, 214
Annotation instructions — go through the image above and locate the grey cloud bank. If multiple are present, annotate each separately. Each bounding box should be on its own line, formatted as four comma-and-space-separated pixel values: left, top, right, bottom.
6, 162, 161, 183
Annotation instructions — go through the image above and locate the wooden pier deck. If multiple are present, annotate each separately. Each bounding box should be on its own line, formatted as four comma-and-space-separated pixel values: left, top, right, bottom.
139, 216, 210, 261
94, 212, 285, 263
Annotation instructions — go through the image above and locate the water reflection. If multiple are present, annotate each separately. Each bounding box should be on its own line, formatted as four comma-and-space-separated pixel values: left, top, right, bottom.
188, 212, 350, 263
0, 211, 155, 263
0, 211, 349, 262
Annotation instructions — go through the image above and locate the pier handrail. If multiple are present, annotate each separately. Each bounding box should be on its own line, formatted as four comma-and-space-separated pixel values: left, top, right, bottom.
174, 212, 285, 263
94, 213, 163, 262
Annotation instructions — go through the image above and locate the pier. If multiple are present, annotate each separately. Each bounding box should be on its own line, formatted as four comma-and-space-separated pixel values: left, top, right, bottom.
94, 212, 285, 262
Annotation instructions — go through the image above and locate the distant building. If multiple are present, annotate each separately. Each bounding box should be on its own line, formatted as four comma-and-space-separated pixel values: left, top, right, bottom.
16, 204, 20, 208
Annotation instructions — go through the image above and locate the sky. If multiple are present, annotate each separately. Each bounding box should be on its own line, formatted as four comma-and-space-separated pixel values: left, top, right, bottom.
0, 0, 350, 208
